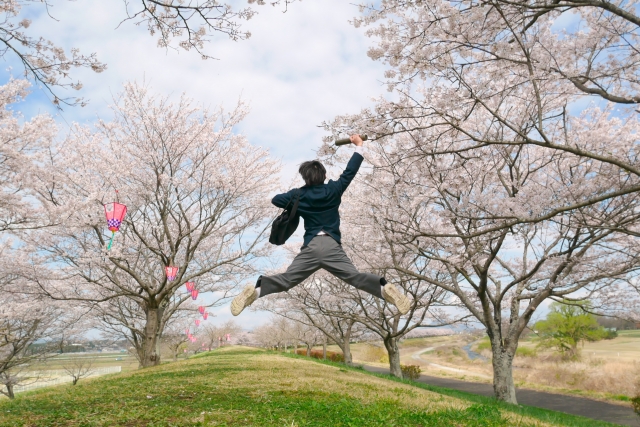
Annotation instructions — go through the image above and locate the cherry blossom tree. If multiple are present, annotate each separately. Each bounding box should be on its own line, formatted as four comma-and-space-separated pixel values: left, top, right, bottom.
0, 278, 83, 398
0, 0, 297, 105
28, 82, 280, 368
260, 271, 370, 365
0, 79, 57, 232
335, 0, 640, 229
161, 314, 194, 361
315, 0, 640, 401
326, 135, 640, 401
201, 319, 242, 350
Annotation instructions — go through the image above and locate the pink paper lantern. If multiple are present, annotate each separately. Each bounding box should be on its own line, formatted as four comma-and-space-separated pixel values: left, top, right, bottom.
226, 334, 231, 342
104, 201, 127, 250
191, 289, 199, 300
185, 282, 195, 292
202, 312, 209, 320
165, 266, 179, 281
195, 319, 201, 327
198, 306, 205, 315
104, 202, 127, 232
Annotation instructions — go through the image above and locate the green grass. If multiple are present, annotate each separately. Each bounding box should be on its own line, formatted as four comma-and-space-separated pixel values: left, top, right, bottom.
283, 353, 625, 427
0, 347, 625, 427
616, 330, 640, 338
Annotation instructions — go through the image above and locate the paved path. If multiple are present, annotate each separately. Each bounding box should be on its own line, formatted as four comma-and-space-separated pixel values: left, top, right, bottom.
363, 365, 638, 426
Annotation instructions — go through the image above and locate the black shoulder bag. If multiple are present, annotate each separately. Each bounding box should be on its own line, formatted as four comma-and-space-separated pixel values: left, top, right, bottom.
269, 189, 301, 246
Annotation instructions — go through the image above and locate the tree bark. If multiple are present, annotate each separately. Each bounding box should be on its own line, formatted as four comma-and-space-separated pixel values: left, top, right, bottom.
322, 341, 327, 360
6, 384, 14, 399
306, 344, 311, 356
342, 337, 353, 365
384, 337, 402, 378
140, 307, 162, 368
491, 343, 517, 404
342, 324, 353, 365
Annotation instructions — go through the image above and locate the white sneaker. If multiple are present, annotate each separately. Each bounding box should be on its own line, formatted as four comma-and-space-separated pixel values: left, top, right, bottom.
231, 285, 258, 316
382, 284, 411, 315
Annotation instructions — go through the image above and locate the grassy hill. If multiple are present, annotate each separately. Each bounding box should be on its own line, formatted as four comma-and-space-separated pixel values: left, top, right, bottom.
0, 347, 623, 427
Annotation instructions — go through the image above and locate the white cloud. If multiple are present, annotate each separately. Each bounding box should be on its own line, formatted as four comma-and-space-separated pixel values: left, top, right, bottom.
3, 0, 387, 330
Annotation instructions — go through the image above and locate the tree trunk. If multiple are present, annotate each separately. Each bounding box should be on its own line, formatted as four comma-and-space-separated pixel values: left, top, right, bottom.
306, 344, 311, 356
6, 383, 14, 399
342, 337, 353, 365
342, 325, 353, 365
323, 341, 327, 360
491, 343, 517, 404
72, 377, 79, 385
173, 350, 178, 362
384, 337, 402, 378
140, 308, 162, 368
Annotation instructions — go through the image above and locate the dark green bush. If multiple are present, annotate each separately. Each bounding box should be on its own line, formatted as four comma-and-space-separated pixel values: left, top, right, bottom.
632, 395, 640, 419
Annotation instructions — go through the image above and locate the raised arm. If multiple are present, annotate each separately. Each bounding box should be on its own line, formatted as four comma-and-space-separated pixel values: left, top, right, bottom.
329, 134, 365, 194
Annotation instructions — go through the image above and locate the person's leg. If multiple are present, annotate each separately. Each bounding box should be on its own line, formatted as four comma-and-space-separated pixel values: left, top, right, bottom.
259, 240, 321, 297
319, 236, 410, 314
318, 236, 383, 298
231, 239, 322, 316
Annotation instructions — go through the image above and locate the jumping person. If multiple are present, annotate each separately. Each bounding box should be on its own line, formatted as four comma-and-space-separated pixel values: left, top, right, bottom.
231, 134, 410, 316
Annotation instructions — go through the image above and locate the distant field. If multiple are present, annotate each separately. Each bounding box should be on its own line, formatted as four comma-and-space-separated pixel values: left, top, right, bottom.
0, 347, 618, 427
30, 352, 139, 372
339, 332, 640, 403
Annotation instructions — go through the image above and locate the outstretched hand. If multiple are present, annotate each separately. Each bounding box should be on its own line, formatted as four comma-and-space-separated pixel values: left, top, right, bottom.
350, 134, 364, 147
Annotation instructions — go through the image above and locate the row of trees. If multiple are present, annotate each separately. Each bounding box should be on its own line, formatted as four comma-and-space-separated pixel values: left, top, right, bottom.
2, 0, 640, 408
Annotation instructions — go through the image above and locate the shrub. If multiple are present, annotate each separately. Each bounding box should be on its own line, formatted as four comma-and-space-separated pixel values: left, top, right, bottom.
632, 396, 640, 419
400, 364, 422, 381
294, 348, 345, 362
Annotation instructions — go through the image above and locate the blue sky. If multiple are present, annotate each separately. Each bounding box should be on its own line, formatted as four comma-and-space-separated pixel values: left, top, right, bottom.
3, 0, 388, 330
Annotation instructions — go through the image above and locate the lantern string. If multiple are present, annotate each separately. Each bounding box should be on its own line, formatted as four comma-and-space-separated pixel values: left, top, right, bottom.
107, 231, 115, 251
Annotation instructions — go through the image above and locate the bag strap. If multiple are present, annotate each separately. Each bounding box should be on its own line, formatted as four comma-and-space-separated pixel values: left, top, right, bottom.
289, 189, 301, 218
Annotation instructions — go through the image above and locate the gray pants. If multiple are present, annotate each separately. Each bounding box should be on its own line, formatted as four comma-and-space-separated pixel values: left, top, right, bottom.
260, 235, 383, 299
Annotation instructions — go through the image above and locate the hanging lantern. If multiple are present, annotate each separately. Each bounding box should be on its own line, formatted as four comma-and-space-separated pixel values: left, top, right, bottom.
185, 329, 190, 336
185, 282, 195, 292
202, 312, 209, 320
165, 266, 179, 281
104, 202, 127, 250
191, 289, 199, 300
226, 334, 231, 342
198, 306, 205, 315
188, 333, 193, 339
195, 319, 201, 327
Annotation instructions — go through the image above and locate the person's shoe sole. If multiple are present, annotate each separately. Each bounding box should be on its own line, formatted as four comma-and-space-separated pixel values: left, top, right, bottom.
231, 285, 258, 316
382, 284, 411, 315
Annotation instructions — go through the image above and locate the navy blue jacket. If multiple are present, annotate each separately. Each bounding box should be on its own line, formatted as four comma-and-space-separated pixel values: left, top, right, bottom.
272, 152, 364, 247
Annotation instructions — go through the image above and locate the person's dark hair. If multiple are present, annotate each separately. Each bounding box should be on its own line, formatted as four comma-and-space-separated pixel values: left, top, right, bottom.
299, 160, 326, 186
